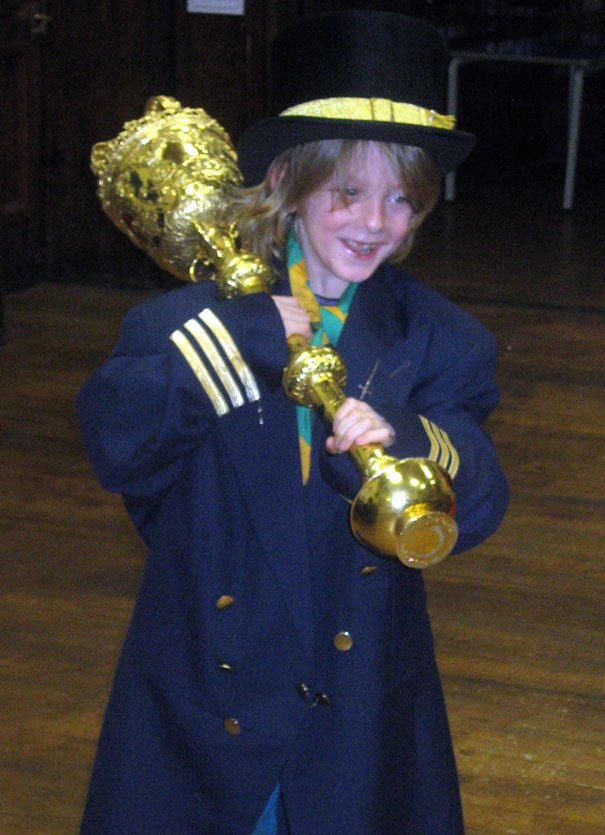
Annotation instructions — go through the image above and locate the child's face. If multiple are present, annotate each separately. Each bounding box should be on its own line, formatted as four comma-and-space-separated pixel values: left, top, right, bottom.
295, 142, 414, 298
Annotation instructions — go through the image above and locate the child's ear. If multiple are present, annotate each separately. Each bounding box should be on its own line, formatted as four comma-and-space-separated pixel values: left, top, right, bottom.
268, 159, 288, 191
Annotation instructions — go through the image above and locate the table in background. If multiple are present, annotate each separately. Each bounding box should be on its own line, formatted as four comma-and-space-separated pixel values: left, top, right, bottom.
445, 45, 605, 209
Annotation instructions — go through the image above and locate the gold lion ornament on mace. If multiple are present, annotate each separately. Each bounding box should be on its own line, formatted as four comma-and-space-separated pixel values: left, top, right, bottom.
91, 95, 458, 568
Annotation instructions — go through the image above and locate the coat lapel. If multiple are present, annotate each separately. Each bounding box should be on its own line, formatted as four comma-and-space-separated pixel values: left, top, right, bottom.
217, 390, 314, 666
213, 268, 406, 663
337, 268, 405, 398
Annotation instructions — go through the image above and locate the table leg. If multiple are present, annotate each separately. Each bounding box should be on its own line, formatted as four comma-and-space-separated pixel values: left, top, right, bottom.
564, 64, 584, 210
445, 57, 462, 201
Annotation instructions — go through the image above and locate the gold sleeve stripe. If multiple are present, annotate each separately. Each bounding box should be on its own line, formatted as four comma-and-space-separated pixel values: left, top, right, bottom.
435, 424, 460, 479
198, 309, 261, 403
420, 415, 440, 462
419, 415, 460, 479
434, 424, 451, 471
169, 329, 230, 416
183, 318, 245, 408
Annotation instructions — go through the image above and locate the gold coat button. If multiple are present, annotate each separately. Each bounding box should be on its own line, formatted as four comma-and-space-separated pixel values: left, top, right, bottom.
216, 595, 235, 609
224, 717, 241, 736
334, 631, 353, 652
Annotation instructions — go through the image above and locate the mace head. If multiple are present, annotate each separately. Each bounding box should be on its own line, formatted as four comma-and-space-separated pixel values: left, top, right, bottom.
90, 96, 243, 282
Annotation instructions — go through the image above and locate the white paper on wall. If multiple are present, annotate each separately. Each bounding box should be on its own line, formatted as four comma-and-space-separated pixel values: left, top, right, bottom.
187, 0, 245, 15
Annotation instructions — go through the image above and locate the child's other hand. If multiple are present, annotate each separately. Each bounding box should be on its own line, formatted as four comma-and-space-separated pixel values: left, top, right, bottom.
327, 398, 395, 454
272, 296, 312, 340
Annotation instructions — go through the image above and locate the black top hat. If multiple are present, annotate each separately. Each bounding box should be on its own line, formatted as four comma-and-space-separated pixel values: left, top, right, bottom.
236, 10, 475, 185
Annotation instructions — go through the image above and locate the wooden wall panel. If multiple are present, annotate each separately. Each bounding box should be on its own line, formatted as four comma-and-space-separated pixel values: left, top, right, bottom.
174, 5, 260, 140
36, 0, 298, 287
172, 0, 299, 142
0, 16, 42, 291
298, 0, 435, 18
41, 0, 177, 286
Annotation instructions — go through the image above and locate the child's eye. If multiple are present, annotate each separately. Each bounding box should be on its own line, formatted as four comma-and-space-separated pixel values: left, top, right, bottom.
330, 186, 359, 204
393, 193, 411, 205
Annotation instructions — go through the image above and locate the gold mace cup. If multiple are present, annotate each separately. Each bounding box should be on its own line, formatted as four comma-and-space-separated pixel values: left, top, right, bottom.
283, 336, 458, 568
91, 97, 458, 568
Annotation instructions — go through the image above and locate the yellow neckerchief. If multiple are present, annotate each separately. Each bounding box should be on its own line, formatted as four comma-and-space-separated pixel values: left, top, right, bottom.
287, 233, 357, 484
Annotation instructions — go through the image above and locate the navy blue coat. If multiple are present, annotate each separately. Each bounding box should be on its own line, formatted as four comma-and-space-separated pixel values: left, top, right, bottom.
76, 264, 508, 834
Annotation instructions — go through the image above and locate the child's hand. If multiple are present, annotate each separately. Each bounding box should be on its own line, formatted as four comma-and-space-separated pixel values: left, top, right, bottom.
327, 398, 395, 454
272, 296, 312, 340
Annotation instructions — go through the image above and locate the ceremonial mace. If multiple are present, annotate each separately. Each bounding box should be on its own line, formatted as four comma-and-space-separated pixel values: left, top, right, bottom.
91, 96, 457, 567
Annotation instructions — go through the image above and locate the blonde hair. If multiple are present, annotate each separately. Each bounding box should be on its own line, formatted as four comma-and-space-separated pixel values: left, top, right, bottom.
233, 139, 441, 270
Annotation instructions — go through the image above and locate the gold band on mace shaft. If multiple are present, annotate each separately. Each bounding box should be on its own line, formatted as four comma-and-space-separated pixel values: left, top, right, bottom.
90, 96, 458, 568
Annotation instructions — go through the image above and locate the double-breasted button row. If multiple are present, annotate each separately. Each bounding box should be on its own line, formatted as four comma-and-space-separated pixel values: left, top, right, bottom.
219, 594, 358, 734
331, 565, 376, 655
217, 593, 237, 734
216, 596, 236, 676
223, 717, 241, 736
334, 630, 353, 651
296, 682, 331, 707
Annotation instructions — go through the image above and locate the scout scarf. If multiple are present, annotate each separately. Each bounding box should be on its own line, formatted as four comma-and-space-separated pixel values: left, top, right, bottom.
287, 232, 357, 484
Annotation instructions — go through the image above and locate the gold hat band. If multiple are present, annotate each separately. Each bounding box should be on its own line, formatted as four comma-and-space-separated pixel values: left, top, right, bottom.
280, 97, 456, 130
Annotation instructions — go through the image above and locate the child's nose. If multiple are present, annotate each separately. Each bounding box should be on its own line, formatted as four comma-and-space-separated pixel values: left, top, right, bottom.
360, 196, 385, 231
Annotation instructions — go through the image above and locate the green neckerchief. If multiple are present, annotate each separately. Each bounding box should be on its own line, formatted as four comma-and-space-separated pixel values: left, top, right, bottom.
286, 232, 357, 484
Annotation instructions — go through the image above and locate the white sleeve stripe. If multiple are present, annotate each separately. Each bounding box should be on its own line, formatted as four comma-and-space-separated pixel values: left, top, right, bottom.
198, 308, 261, 403
169, 330, 230, 416
184, 319, 245, 408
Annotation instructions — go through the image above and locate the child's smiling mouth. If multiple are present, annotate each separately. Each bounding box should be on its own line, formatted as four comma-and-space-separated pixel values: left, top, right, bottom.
342, 239, 382, 256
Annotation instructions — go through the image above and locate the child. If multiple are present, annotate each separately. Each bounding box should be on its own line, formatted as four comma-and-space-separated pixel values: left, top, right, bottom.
77, 11, 508, 834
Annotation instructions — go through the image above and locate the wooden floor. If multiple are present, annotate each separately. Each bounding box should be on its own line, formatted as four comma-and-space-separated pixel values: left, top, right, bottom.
1, 170, 604, 833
